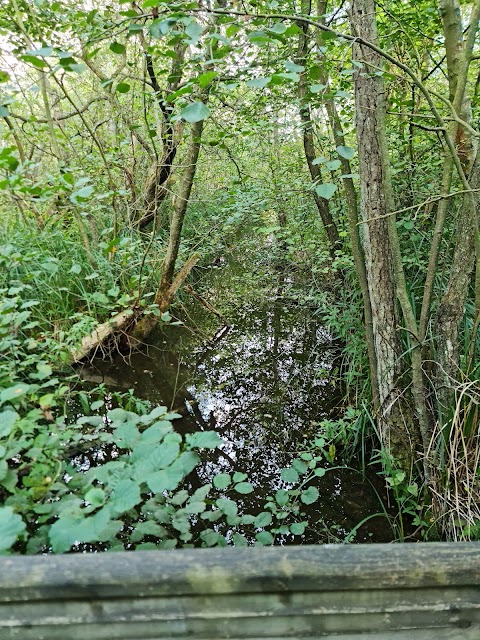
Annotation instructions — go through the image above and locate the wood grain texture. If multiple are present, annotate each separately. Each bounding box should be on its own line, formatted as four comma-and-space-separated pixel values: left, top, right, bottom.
0, 544, 479, 639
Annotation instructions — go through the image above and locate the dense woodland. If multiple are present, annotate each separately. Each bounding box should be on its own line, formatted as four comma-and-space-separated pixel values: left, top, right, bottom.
0, 0, 479, 552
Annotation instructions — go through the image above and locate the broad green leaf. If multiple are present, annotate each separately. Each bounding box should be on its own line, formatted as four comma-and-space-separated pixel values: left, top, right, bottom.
185, 21, 203, 44
315, 183, 337, 200
246, 77, 271, 89
255, 531, 274, 545
0, 106, 9, 117
85, 487, 105, 507
281, 467, 299, 483
198, 71, 217, 88
110, 42, 126, 55
233, 472, 247, 483
216, 498, 237, 518
0, 507, 26, 551
186, 431, 222, 449
180, 102, 210, 123
275, 489, 289, 506
336, 145, 355, 160
235, 481, 254, 494
290, 522, 306, 535
108, 478, 141, 515
284, 61, 304, 72
213, 473, 231, 489
300, 486, 319, 505
116, 83, 131, 93
254, 511, 272, 527
0, 384, 29, 404
113, 422, 140, 449
26, 47, 53, 57
0, 410, 19, 437
146, 468, 183, 493
325, 160, 341, 171
309, 84, 326, 93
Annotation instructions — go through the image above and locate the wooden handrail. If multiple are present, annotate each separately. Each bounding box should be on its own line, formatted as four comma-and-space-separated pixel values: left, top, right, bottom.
1, 543, 480, 638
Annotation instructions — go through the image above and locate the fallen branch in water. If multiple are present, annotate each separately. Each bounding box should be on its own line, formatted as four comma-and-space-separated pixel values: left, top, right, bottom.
184, 284, 230, 325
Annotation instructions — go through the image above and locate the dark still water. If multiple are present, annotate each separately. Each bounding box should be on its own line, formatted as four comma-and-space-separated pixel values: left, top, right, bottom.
78, 258, 395, 543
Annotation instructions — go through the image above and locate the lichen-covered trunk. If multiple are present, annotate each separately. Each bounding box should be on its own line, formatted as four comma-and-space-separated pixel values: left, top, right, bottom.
351, 0, 413, 459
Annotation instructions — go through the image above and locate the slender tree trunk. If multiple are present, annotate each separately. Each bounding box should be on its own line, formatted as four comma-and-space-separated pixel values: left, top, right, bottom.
297, 0, 341, 257
351, 0, 418, 461
434, 0, 480, 405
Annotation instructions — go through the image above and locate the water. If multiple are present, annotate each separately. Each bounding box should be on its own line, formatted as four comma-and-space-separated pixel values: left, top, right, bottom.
79, 252, 395, 543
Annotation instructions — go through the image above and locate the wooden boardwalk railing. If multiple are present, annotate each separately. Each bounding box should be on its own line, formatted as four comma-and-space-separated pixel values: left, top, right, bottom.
0, 543, 479, 639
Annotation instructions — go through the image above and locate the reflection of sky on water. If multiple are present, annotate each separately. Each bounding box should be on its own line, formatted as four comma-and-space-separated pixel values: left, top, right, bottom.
81, 261, 393, 542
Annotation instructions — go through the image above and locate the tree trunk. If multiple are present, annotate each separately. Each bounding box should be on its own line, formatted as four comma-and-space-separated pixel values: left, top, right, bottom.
350, 0, 416, 461
297, 0, 341, 257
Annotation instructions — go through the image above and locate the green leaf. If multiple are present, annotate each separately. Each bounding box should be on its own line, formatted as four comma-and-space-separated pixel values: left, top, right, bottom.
300, 486, 319, 505
146, 468, 183, 493
216, 498, 237, 518
290, 522, 306, 535
213, 473, 231, 489
309, 84, 326, 93
233, 472, 247, 483
254, 511, 272, 527
116, 83, 131, 93
255, 531, 274, 545
21, 55, 47, 68
336, 145, 355, 160
246, 77, 271, 89
235, 482, 254, 494
0, 507, 26, 551
185, 21, 203, 44
0, 410, 19, 437
108, 479, 141, 515
275, 489, 289, 507
0, 106, 9, 118
281, 467, 299, 483
85, 487, 106, 507
325, 160, 341, 171
198, 71, 217, 88
180, 101, 210, 123
284, 61, 304, 72
110, 42, 126, 55
26, 47, 53, 57
186, 431, 222, 449
0, 384, 30, 404
315, 183, 337, 200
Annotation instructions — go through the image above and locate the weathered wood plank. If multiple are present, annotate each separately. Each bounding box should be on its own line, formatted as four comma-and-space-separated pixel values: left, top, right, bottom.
0, 544, 479, 639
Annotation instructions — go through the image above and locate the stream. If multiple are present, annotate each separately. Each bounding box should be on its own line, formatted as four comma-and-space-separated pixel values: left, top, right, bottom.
79, 249, 395, 544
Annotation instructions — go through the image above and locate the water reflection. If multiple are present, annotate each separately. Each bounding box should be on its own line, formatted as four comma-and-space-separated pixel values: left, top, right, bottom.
80, 265, 392, 542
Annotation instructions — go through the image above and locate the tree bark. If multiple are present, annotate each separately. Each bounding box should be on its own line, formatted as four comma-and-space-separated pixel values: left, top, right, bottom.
351, 0, 417, 461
